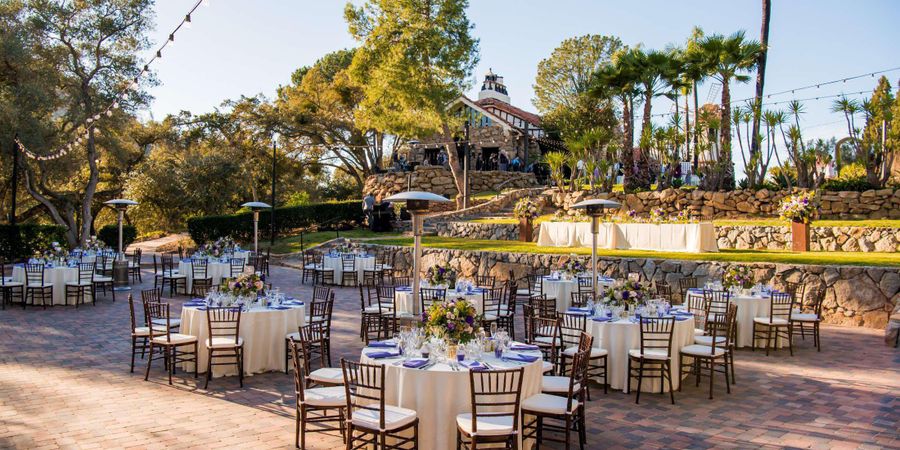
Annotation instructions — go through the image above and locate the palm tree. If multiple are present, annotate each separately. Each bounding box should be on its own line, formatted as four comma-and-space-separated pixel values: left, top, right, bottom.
831, 96, 862, 159
751, 0, 772, 162
634, 48, 682, 145
695, 31, 762, 188
683, 27, 710, 171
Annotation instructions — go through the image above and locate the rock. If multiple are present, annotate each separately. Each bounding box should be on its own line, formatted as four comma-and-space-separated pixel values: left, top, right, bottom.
832, 276, 887, 314
879, 271, 900, 299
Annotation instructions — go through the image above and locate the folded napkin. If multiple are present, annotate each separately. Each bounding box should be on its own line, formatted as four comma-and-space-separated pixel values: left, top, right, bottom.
184, 303, 206, 307
194, 307, 208, 311
402, 359, 429, 369
395, 286, 412, 292
592, 316, 612, 322
510, 343, 540, 351
460, 360, 487, 371
673, 316, 690, 321
268, 306, 290, 310
504, 353, 540, 363
672, 310, 693, 316
368, 340, 397, 348
568, 307, 591, 313
366, 350, 400, 359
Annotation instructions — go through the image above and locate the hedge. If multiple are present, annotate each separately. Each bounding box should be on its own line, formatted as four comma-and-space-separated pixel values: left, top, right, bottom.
187, 201, 363, 245
0, 224, 67, 262
98, 224, 137, 251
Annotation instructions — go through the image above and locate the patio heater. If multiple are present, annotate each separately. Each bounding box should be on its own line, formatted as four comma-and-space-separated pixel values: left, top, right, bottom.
382, 191, 451, 313
241, 201, 272, 256
104, 199, 138, 291
572, 199, 621, 295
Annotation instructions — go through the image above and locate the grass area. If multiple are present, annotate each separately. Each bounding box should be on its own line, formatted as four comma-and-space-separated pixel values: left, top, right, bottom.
263, 229, 402, 254
713, 219, 900, 228
470, 213, 557, 225
368, 236, 900, 267
471, 190, 500, 200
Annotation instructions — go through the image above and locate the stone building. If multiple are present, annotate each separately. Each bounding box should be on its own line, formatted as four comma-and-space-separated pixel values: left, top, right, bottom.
408, 69, 561, 171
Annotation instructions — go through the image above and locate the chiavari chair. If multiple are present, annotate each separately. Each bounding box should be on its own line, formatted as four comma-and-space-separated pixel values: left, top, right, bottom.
627, 316, 676, 404
155, 254, 186, 296
419, 287, 446, 313
557, 314, 608, 398
529, 316, 561, 370
752, 292, 794, 356
678, 276, 698, 304
340, 253, 358, 286
314, 252, 335, 285
289, 337, 346, 449
308, 295, 335, 366
783, 280, 807, 315
229, 257, 245, 278
358, 284, 384, 343
522, 340, 590, 449
312, 285, 332, 303
474, 274, 496, 288
24, 263, 51, 309
204, 306, 244, 389
301, 251, 319, 284
655, 281, 674, 303
128, 294, 152, 373
680, 304, 736, 399
190, 258, 213, 298
127, 248, 142, 283
143, 301, 198, 385
456, 367, 524, 450
497, 281, 517, 339
528, 294, 557, 319
791, 289, 824, 351
390, 273, 411, 286
142, 288, 180, 331
341, 359, 419, 449
92, 254, 116, 302
0, 262, 24, 309
480, 286, 505, 329
64, 262, 95, 307
576, 275, 593, 294
569, 292, 594, 309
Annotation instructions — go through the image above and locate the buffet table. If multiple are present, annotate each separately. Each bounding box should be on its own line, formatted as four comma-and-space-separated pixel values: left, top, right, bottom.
537, 221, 718, 253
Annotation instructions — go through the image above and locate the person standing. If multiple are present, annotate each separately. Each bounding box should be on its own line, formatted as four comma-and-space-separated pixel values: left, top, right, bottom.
363, 192, 375, 229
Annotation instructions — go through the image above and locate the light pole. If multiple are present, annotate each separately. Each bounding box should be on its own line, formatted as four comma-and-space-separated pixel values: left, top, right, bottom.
572, 199, 621, 296
241, 201, 272, 256
104, 199, 138, 291
383, 191, 451, 314
270, 132, 279, 248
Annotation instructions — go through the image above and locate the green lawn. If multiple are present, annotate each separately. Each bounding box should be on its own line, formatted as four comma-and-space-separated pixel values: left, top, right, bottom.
262, 229, 402, 254
367, 236, 900, 267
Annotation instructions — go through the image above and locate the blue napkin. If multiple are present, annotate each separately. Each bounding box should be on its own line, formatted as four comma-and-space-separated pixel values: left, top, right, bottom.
460, 360, 487, 371
672, 310, 693, 316
568, 307, 591, 314
510, 343, 540, 351
284, 301, 304, 306
402, 359, 429, 369
194, 307, 207, 311
366, 351, 400, 359
268, 306, 290, 310
396, 286, 412, 292
368, 340, 397, 348
674, 316, 690, 321
504, 353, 540, 363
592, 317, 612, 322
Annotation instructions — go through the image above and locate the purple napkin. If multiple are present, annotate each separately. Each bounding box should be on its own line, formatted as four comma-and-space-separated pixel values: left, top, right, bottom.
504, 353, 540, 363
366, 351, 400, 359
568, 308, 591, 315
460, 360, 487, 371
510, 343, 540, 351
268, 306, 290, 310
368, 340, 397, 348
396, 286, 412, 292
592, 317, 612, 322
402, 359, 428, 369
674, 316, 690, 321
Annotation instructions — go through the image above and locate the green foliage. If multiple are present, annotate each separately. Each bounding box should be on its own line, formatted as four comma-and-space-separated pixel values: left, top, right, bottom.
187, 201, 364, 245
768, 165, 797, 189
0, 224, 67, 262
820, 162, 877, 192
97, 224, 137, 251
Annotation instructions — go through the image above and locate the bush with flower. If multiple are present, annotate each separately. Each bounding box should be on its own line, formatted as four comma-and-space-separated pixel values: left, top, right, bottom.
778, 191, 818, 224
513, 198, 540, 221
598, 279, 649, 309
648, 207, 666, 223
220, 273, 266, 297
722, 265, 754, 291
425, 263, 456, 287
422, 298, 480, 344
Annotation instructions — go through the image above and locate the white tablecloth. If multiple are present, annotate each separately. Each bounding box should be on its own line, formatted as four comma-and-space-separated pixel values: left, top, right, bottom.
179, 304, 306, 377
178, 261, 232, 292
686, 290, 786, 348
540, 277, 615, 313
537, 222, 718, 253
12, 266, 77, 306
394, 288, 485, 316
323, 255, 375, 286
359, 347, 544, 450
588, 316, 695, 392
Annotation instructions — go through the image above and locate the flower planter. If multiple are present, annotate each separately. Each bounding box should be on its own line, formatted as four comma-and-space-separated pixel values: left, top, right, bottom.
519, 218, 533, 242
791, 221, 810, 252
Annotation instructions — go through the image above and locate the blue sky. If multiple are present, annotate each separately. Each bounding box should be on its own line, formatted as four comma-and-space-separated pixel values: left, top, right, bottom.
145, 0, 900, 151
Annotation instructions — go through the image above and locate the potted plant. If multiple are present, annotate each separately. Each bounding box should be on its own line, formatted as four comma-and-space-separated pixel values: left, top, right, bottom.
778, 191, 818, 252
513, 198, 540, 242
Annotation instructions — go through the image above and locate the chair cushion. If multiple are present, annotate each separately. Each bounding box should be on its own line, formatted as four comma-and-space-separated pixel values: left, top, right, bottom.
1, 280, 23, 287
163, 273, 186, 279
482, 314, 498, 322
680, 344, 725, 357
562, 346, 608, 358
542, 361, 554, 373
753, 317, 789, 326
521, 393, 578, 415
206, 337, 244, 349
352, 404, 417, 432
694, 335, 726, 346
94, 276, 113, 282
302, 386, 346, 408
456, 413, 514, 437
533, 336, 558, 346
152, 318, 181, 328
151, 333, 197, 345
693, 328, 706, 336
627, 349, 669, 360
133, 325, 166, 336
791, 313, 819, 322
26, 283, 53, 289
363, 305, 382, 314
516, 288, 531, 296
309, 367, 344, 385
541, 375, 579, 394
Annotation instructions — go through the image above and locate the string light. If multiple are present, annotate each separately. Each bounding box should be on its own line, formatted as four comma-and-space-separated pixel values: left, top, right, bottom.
16, 0, 206, 161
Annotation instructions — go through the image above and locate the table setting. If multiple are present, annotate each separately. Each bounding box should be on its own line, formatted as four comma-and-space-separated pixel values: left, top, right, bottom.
541, 266, 616, 312
322, 248, 375, 286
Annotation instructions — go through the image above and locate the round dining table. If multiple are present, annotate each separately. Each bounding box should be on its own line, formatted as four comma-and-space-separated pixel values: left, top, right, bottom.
12, 264, 77, 306
178, 301, 306, 377
541, 276, 616, 312
323, 254, 375, 286
178, 259, 234, 293
685, 289, 786, 348
393, 287, 486, 316
359, 344, 544, 450
587, 314, 695, 392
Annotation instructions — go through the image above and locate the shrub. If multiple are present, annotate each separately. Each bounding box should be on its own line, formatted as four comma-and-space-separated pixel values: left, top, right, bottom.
97, 224, 137, 251
820, 163, 877, 192
186, 201, 363, 245
0, 224, 67, 262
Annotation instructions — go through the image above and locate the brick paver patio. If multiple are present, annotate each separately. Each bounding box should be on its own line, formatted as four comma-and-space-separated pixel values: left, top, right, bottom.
0, 265, 897, 449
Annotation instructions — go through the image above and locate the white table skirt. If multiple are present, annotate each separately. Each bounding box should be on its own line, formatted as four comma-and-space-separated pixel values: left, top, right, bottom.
540, 277, 615, 313
12, 266, 77, 306
323, 256, 375, 286
359, 348, 543, 450
178, 261, 232, 292
686, 291, 786, 348
179, 305, 306, 377
394, 289, 484, 316
588, 317, 695, 392
537, 222, 718, 253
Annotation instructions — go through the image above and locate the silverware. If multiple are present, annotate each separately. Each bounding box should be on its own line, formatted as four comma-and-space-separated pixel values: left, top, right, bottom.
418, 361, 436, 371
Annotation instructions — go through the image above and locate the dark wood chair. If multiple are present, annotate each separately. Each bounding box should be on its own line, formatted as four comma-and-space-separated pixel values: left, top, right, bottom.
655, 282, 674, 303
557, 313, 608, 398
680, 304, 736, 399
128, 294, 151, 373
24, 263, 51, 309
576, 275, 593, 294
127, 248, 142, 283
0, 263, 24, 309
678, 277, 698, 304
474, 274, 496, 288
340, 254, 358, 286
64, 262, 95, 307
456, 367, 524, 450
190, 259, 213, 298
627, 316, 676, 404
497, 281, 517, 339
229, 257, 245, 278
480, 286, 505, 330
289, 337, 346, 449
752, 292, 794, 356
154, 254, 186, 296
341, 359, 419, 449
419, 287, 446, 313
569, 292, 594, 309
143, 301, 198, 385
204, 306, 244, 389
91, 256, 115, 302
791, 290, 824, 351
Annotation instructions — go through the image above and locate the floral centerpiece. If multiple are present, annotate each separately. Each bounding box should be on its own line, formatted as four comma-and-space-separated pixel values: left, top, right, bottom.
513, 198, 540, 221
425, 264, 456, 287
35, 242, 67, 262
561, 256, 585, 276
422, 298, 480, 344
200, 236, 237, 258
219, 273, 266, 298
648, 207, 666, 223
598, 279, 649, 310
83, 236, 105, 253
779, 191, 818, 251
672, 210, 692, 223
722, 265, 754, 292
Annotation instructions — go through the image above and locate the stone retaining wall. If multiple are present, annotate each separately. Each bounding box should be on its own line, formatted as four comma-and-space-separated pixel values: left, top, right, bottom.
434, 221, 519, 240
551, 187, 900, 220
717, 226, 899, 252
354, 243, 898, 329
363, 166, 537, 201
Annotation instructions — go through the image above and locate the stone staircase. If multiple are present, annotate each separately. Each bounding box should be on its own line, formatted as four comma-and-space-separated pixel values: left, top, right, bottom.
422, 187, 545, 233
